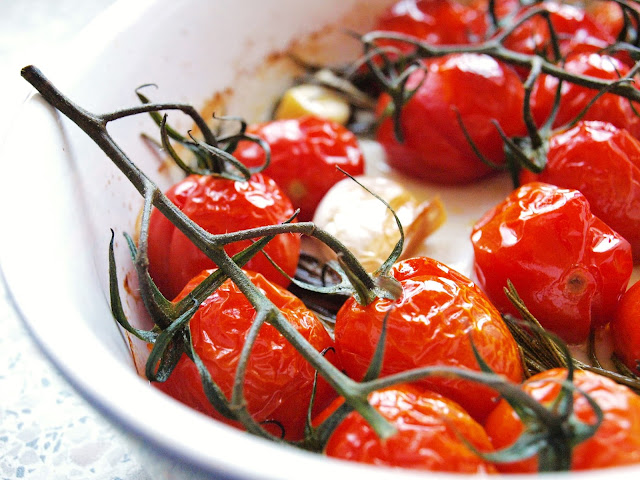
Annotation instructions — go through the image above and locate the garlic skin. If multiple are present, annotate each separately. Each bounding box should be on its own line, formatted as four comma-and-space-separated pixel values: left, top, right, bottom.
311, 176, 446, 272
274, 84, 351, 125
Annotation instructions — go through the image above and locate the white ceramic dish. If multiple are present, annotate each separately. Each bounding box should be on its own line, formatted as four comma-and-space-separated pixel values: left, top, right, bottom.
2, 0, 640, 479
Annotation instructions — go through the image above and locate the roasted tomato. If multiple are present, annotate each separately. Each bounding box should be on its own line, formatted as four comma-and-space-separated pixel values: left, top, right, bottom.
316, 384, 496, 473
376, 53, 527, 184
471, 182, 633, 344
529, 53, 640, 137
485, 368, 640, 472
154, 269, 339, 441
147, 173, 300, 300
501, 1, 614, 63
521, 121, 640, 262
334, 256, 523, 422
233, 115, 365, 221
611, 281, 640, 375
373, 0, 488, 48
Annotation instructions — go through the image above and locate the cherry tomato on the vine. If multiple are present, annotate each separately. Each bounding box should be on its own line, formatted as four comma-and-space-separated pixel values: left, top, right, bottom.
233, 115, 365, 221
529, 53, 640, 137
485, 368, 640, 472
373, 0, 488, 48
334, 256, 523, 422
154, 269, 339, 441
471, 182, 633, 344
520, 121, 640, 262
147, 173, 300, 300
376, 53, 527, 184
501, 1, 614, 65
316, 384, 496, 473
611, 281, 640, 375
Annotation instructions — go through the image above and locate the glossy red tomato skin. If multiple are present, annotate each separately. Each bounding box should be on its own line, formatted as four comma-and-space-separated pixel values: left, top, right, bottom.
376, 53, 527, 184
373, 0, 489, 47
334, 256, 523, 422
147, 173, 300, 300
485, 368, 640, 472
471, 182, 633, 344
530, 53, 640, 137
611, 281, 640, 375
521, 121, 640, 263
317, 384, 496, 473
502, 1, 614, 62
233, 116, 364, 221
154, 270, 339, 441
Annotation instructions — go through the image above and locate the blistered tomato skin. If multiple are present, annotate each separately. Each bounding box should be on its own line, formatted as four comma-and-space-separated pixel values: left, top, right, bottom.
154, 270, 339, 441
521, 121, 640, 262
376, 53, 527, 184
147, 173, 300, 300
233, 115, 365, 221
485, 368, 640, 472
611, 281, 640, 375
530, 54, 640, 137
317, 384, 496, 473
334, 256, 523, 422
471, 182, 633, 344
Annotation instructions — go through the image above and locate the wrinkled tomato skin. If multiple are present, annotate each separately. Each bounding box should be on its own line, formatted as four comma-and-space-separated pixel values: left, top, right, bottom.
334, 256, 523, 422
471, 182, 633, 344
376, 53, 527, 184
233, 116, 364, 221
502, 1, 614, 64
316, 384, 496, 473
373, 0, 489, 47
530, 53, 640, 137
154, 270, 339, 441
147, 173, 300, 300
485, 368, 640, 472
521, 121, 640, 263
611, 281, 640, 375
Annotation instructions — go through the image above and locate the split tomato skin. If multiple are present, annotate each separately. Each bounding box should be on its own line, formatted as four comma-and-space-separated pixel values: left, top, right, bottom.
334, 256, 523, 422
154, 270, 339, 441
147, 173, 300, 300
611, 281, 640, 375
233, 115, 365, 221
485, 368, 640, 472
529, 53, 640, 137
521, 121, 640, 263
317, 384, 496, 473
471, 182, 633, 344
376, 53, 527, 184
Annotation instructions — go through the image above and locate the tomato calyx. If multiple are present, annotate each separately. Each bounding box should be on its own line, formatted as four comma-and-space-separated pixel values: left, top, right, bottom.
136, 85, 272, 181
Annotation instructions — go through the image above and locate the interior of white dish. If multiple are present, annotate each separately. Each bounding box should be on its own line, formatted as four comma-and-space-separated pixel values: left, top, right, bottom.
2, 0, 640, 479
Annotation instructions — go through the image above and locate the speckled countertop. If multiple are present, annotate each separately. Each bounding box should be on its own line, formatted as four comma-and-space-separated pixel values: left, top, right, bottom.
0, 1, 151, 478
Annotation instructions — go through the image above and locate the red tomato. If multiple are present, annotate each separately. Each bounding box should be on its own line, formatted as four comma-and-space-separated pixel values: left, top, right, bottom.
529, 53, 640, 137
333, 256, 523, 422
502, 1, 614, 63
233, 116, 364, 221
316, 384, 496, 473
611, 281, 640, 375
373, 0, 488, 47
485, 368, 640, 472
375, 53, 527, 184
147, 173, 300, 300
154, 269, 339, 441
520, 121, 640, 262
586, 0, 640, 39
471, 182, 633, 344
